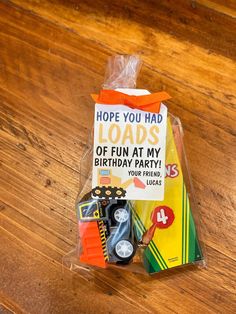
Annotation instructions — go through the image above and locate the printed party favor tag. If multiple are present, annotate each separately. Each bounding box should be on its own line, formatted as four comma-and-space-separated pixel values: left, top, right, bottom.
92, 89, 167, 200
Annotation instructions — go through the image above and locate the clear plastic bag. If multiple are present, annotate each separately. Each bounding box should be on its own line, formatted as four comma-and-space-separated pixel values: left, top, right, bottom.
64, 55, 205, 275
103, 54, 142, 90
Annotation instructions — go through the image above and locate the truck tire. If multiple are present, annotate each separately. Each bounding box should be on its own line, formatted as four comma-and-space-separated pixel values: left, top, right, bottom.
111, 206, 129, 224
114, 239, 135, 262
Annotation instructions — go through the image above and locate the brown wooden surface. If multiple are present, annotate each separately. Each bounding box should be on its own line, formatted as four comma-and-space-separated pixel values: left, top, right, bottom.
0, 0, 235, 313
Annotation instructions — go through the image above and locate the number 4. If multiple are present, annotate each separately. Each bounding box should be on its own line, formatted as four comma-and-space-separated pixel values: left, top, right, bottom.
157, 208, 168, 225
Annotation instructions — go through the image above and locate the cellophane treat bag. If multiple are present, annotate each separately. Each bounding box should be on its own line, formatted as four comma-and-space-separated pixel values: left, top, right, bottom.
65, 55, 205, 275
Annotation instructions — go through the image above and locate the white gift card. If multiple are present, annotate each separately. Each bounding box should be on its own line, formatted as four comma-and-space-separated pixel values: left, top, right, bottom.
92, 89, 167, 200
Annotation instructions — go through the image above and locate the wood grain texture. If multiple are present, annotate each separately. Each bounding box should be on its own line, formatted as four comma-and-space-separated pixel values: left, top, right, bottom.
0, 0, 235, 313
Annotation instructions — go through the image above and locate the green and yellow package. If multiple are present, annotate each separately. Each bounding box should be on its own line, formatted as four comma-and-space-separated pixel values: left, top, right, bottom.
133, 117, 204, 273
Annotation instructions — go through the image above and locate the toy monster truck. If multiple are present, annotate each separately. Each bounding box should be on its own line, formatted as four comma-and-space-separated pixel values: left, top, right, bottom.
77, 198, 137, 267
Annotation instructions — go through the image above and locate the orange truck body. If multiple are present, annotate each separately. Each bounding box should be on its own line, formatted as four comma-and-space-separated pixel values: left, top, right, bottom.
79, 221, 107, 268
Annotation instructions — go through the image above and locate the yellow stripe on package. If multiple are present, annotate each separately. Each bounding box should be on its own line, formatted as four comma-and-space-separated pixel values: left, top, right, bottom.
133, 118, 203, 273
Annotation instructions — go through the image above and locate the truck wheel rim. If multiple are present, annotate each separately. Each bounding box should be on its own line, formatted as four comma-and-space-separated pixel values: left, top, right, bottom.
114, 208, 129, 223
115, 240, 133, 258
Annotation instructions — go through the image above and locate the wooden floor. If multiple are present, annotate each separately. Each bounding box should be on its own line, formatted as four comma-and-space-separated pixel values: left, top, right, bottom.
0, 0, 235, 313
